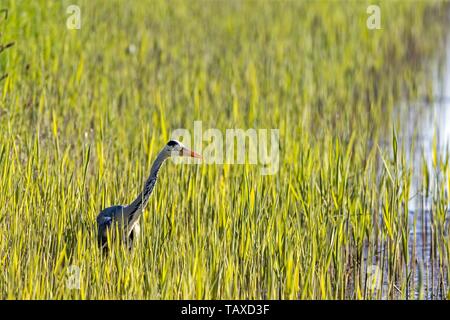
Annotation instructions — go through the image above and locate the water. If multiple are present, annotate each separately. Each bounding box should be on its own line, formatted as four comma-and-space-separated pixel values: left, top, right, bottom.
391, 34, 450, 299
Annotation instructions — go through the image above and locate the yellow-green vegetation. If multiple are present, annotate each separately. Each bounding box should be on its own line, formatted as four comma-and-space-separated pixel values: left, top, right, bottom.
0, 0, 449, 299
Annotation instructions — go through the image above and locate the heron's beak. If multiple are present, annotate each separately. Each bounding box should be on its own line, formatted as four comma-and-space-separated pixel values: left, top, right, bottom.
181, 147, 202, 159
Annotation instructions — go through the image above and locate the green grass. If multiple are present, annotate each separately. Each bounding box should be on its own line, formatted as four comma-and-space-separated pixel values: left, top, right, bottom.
0, 0, 449, 299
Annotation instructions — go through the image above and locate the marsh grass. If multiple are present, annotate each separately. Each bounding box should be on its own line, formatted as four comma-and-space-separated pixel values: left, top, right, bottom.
0, 0, 449, 299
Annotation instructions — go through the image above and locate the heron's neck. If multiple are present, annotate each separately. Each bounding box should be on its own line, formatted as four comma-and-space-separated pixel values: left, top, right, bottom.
125, 150, 168, 223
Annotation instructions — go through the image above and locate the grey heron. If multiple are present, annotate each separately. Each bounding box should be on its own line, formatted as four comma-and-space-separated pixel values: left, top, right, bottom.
96, 139, 202, 251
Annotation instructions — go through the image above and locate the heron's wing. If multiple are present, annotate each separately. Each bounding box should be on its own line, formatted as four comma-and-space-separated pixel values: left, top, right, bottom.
97, 215, 113, 229
97, 215, 113, 248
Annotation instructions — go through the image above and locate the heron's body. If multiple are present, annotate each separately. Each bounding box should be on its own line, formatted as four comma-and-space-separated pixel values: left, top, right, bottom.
96, 205, 140, 249
96, 140, 201, 251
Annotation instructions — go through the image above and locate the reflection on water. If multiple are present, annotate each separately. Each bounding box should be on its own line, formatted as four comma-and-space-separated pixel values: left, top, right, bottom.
392, 35, 450, 299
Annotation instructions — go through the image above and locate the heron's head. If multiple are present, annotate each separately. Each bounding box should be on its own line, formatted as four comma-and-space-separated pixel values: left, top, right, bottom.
164, 139, 202, 159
